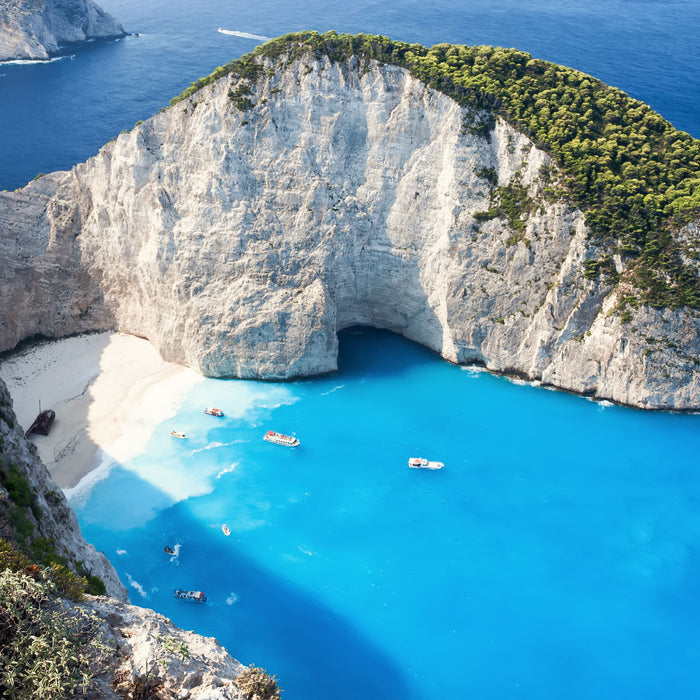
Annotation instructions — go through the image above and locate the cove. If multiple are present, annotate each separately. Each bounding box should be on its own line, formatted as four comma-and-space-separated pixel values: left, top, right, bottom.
72, 327, 700, 699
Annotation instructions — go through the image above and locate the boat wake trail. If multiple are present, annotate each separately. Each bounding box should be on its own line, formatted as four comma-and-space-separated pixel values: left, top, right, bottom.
2, 55, 66, 66
216, 462, 239, 479
127, 574, 148, 599
191, 439, 242, 455
321, 384, 345, 396
218, 28, 271, 41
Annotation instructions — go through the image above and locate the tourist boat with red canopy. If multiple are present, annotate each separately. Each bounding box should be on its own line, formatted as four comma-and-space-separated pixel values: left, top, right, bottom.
263, 430, 300, 447
174, 589, 207, 603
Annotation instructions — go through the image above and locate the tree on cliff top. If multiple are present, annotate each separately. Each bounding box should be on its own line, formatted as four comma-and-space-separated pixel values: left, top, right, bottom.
170, 31, 700, 310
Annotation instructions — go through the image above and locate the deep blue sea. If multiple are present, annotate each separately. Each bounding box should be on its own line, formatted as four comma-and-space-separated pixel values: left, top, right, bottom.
3, 1, 700, 697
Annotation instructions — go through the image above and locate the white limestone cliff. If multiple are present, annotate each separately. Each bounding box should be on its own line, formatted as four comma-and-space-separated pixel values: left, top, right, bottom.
0, 0, 125, 62
0, 51, 698, 409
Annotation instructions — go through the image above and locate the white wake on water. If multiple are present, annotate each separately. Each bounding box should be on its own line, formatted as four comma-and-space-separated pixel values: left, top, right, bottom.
127, 574, 148, 598
190, 439, 243, 455
64, 453, 118, 505
218, 28, 270, 41
167, 543, 181, 565
1, 55, 68, 66
321, 384, 345, 395
216, 462, 239, 479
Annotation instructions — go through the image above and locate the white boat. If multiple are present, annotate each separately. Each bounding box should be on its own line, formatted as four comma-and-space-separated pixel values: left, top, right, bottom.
222, 524, 231, 536
204, 407, 224, 417
408, 457, 444, 470
174, 589, 207, 603
263, 430, 300, 447
170, 430, 187, 439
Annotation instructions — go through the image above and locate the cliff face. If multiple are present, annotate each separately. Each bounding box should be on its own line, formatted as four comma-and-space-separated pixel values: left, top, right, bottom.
75, 596, 248, 699
0, 52, 698, 408
0, 375, 257, 696
0, 379, 127, 600
0, 0, 124, 62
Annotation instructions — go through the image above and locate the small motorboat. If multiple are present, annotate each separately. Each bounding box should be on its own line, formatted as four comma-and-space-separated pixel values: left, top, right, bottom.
408, 457, 444, 470
263, 430, 300, 447
164, 545, 175, 555
222, 524, 231, 536
204, 407, 224, 417
170, 430, 187, 439
174, 589, 207, 603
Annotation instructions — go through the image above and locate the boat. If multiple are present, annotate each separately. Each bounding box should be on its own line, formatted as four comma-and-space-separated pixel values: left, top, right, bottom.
263, 430, 300, 447
408, 457, 444, 470
174, 589, 207, 603
222, 524, 231, 536
170, 430, 187, 439
25, 409, 55, 437
164, 546, 175, 555
204, 407, 224, 417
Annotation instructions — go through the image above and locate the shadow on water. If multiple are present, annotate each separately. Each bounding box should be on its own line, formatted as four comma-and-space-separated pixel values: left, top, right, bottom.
337, 326, 443, 380
80, 470, 417, 700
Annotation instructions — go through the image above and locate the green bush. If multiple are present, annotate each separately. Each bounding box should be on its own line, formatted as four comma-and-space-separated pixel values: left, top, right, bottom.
43, 562, 86, 601
235, 664, 282, 700
0, 464, 33, 509
169, 31, 700, 309
0, 538, 31, 573
0, 569, 105, 699
85, 575, 106, 596
8, 506, 34, 543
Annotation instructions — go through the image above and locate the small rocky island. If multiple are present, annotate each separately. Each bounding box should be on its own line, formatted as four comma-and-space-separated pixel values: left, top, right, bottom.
0, 0, 125, 62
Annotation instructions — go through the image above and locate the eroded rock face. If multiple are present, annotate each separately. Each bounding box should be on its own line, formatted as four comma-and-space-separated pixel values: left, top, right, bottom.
0, 379, 127, 600
79, 596, 247, 699
0, 53, 698, 408
0, 0, 125, 62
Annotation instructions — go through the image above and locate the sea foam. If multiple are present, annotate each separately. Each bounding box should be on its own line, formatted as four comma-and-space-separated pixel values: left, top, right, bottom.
217, 28, 270, 41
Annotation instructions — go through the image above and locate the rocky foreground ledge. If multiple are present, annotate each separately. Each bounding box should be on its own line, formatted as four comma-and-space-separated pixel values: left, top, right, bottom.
75, 596, 249, 699
0, 0, 125, 62
0, 36, 699, 409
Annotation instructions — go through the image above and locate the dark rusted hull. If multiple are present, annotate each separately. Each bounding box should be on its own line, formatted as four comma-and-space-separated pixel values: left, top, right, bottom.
25, 409, 55, 437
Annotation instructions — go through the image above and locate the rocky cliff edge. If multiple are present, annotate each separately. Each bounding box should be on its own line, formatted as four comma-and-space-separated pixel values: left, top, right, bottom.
0, 376, 258, 698
0, 47, 698, 408
0, 0, 125, 62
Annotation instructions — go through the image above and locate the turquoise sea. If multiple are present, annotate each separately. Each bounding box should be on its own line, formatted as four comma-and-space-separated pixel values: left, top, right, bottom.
73, 331, 700, 699
3, 0, 700, 697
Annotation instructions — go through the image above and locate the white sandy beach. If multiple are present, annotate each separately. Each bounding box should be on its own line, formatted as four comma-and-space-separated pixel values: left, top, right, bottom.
0, 332, 203, 491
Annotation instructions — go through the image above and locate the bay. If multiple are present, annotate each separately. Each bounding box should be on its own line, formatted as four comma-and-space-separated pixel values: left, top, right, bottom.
73, 328, 700, 699
3, 1, 700, 696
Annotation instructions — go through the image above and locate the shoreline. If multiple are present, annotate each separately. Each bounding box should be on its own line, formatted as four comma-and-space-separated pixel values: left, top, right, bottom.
0, 332, 203, 491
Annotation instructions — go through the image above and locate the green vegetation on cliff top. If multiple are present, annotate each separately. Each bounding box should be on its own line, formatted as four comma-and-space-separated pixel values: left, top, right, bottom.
171, 31, 700, 310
